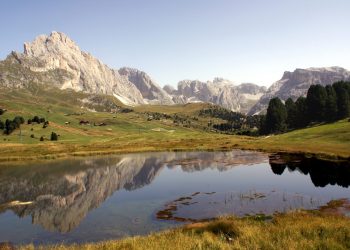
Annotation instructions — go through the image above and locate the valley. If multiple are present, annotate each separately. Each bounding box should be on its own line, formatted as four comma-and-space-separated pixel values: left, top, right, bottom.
0, 28, 349, 250
0, 84, 349, 162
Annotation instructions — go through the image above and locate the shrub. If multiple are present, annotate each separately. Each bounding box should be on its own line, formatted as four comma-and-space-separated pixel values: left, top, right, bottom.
32, 116, 40, 123
4, 119, 16, 135
39, 136, 44, 141
43, 121, 49, 128
13, 116, 25, 127
0, 120, 4, 130
50, 132, 58, 141
30, 134, 35, 138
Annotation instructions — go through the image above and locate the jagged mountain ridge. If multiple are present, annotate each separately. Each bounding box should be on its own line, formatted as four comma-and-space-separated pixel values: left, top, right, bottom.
164, 79, 266, 113
11, 31, 146, 105
1, 31, 349, 114
0, 31, 265, 112
118, 67, 174, 105
248, 67, 350, 115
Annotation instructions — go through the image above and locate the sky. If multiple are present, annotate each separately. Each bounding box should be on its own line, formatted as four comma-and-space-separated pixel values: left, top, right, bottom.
1, 0, 350, 87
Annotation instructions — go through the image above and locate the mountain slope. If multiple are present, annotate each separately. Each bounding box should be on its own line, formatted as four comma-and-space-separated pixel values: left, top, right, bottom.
165, 79, 266, 113
248, 67, 350, 115
118, 67, 174, 105
1, 31, 146, 105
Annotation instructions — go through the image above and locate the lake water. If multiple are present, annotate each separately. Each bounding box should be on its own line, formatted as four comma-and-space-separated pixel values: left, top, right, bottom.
0, 150, 349, 245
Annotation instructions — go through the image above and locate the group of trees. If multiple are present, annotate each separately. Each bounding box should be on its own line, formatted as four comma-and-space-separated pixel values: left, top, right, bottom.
1, 116, 25, 135
200, 106, 262, 134
261, 81, 350, 134
27, 116, 46, 124
0, 111, 58, 140
0, 109, 25, 135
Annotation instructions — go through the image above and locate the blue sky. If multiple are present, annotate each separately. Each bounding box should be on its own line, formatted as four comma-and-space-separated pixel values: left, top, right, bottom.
1, 0, 350, 87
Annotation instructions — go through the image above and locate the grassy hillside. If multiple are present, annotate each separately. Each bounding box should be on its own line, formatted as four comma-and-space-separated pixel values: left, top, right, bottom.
240, 120, 350, 159
0, 86, 349, 161
19, 211, 350, 250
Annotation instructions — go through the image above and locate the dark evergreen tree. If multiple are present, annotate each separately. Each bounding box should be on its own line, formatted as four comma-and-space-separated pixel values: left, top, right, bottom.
50, 132, 58, 141
325, 85, 338, 121
4, 119, 16, 135
0, 120, 4, 130
295, 96, 308, 128
33, 116, 40, 123
13, 116, 25, 128
285, 98, 298, 129
333, 81, 350, 119
259, 115, 267, 135
264, 97, 287, 134
306, 84, 327, 122
336, 90, 350, 119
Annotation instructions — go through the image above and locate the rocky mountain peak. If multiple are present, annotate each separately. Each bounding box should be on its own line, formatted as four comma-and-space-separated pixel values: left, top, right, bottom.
212, 77, 235, 86
23, 31, 80, 57
248, 66, 350, 115
118, 67, 174, 105
1, 31, 146, 105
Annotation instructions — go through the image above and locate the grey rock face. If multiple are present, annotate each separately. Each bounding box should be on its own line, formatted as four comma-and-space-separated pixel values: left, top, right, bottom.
163, 84, 177, 95
248, 67, 350, 115
167, 79, 266, 113
118, 67, 174, 105
1, 31, 145, 105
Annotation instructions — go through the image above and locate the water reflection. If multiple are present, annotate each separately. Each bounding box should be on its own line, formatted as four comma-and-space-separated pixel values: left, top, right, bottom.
269, 154, 350, 188
0, 150, 349, 245
0, 150, 265, 233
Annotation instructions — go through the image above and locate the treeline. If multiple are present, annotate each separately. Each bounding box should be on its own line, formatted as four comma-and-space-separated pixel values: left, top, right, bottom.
0, 116, 25, 135
199, 106, 262, 134
0, 109, 25, 135
0, 111, 58, 140
27, 116, 46, 124
261, 81, 350, 134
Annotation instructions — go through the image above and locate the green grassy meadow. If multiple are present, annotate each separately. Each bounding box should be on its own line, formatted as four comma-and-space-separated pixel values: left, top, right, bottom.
0, 85, 349, 162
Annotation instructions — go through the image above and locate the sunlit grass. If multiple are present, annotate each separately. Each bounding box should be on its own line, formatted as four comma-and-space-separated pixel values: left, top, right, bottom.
1, 87, 349, 162
19, 212, 350, 250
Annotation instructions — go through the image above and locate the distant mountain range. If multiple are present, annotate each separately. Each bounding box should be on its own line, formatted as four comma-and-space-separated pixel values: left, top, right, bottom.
248, 67, 350, 115
1, 31, 349, 114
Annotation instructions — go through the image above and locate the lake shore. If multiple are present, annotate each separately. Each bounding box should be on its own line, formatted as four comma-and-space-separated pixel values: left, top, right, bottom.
1, 119, 349, 163
18, 209, 350, 250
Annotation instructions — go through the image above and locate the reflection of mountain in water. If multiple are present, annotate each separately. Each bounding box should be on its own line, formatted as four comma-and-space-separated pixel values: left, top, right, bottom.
269, 155, 350, 188
165, 151, 267, 172
0, 151, 266, 233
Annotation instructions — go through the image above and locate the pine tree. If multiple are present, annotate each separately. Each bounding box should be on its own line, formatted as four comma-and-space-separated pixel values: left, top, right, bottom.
333, 81, 350, 119
50, 132, 58, 141
295, 96, 308, 128
336, 90, 350, 119
285, 98, 298, 129
306, 84, 327, 122
324, 85, 338, 122
264, 97, 287, 134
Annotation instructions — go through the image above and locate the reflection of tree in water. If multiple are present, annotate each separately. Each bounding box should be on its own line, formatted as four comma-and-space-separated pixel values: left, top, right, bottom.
270, 163, 286, 175
269, 155, 350, 188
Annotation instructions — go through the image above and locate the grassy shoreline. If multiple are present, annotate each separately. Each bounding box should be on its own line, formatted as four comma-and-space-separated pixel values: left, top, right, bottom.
18, 211, 350, 250
1, 119, 349, 163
